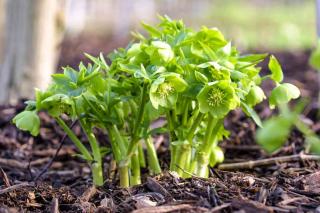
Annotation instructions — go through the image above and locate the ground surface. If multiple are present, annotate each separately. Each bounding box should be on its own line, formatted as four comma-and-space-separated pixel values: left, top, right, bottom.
0, 50, 319, 213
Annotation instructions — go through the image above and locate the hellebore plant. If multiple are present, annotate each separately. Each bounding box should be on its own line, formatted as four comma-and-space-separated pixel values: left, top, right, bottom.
14, 16, 300, 187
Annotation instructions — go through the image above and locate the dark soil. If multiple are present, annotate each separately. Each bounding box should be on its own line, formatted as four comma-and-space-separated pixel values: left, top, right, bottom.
0, 46, 319, 212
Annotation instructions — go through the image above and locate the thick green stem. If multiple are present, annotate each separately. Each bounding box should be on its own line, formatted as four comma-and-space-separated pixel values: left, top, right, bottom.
119, 162, 129, 187
110, 124, 127, 155
183, 147, 192, 177
175, 144, 191, 177
195, 116, 222, 177
145, 137, 161, 175
55, 117, 92, 161
130, 149, 141, 185
202, 115, 217, 152
138, 143, 146, 168
80, 120, 103, 186
202, 118, 222, 152
126, 82, 148, 160
91, 162, 104, 186
107, 124, 130, 188
106, 126, 122, 162
166, 111, 176, 141
169, 144, 177, 171
195, 153, 210, 177
187, 112, 204, 142
182, 101, 189, 126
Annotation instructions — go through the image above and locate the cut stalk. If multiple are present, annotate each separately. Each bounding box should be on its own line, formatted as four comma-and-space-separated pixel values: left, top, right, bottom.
175, 143, 191, 177
145, 137, 161, 174
130, 149, 141, 185
138, 143, 146, 168
169, 144, 177, 171
119, 162, 129, 187
91, 162, 103, 186
107, 124, 130, 188
183, 146, 192, 177
80, 120, 104, 186
195, 116, 222, 177
195, 152, 209, 177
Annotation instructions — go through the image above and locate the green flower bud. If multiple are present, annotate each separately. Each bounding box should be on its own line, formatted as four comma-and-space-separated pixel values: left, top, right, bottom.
246, 85, 266, 106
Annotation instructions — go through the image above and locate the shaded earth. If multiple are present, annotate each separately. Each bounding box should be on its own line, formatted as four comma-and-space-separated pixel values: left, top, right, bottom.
0, 46, 319, 212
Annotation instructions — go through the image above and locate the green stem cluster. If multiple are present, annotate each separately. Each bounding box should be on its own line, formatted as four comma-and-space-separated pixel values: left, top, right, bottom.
167, 104, 223, 178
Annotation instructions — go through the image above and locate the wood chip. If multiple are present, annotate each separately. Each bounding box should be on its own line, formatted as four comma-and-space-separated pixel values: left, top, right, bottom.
231, 199, 274, 213
302, 171, 320, 193
131, 204, 208, 213
146, 177, 173, 201
51, 198, 59, 213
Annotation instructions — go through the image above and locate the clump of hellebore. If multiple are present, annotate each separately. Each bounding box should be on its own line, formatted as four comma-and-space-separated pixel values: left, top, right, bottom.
13, 16, 301, 187
121, 16, 300, 178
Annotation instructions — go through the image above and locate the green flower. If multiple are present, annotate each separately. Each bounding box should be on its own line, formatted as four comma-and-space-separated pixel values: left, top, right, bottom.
13, 110, 40, 136
197, 81, 239, 118
150, 73, 187, 109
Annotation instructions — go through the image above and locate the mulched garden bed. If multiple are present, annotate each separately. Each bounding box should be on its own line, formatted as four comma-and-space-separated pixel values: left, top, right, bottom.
0, 50, 319, 212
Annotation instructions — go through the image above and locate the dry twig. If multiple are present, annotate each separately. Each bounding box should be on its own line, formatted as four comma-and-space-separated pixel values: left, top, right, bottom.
0, 157, 50, 169
218, 153, 320, 170
0, 182, 33, 195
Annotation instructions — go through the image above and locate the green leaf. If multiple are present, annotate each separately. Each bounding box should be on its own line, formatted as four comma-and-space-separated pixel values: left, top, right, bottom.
133, 64, 150, 80
238, 53, 267, 63
118, 63, 139, 74
64, 67, 79, 83
13, 111, 40, 136
309, 40, 320, 70
141, 22, 161, 37
256, 116, 293, 153
307, 135, 320, 154
269, 83, 300, 108
241, 102, 263, 127
195, 71, 208, 84
268, 55, 283, 83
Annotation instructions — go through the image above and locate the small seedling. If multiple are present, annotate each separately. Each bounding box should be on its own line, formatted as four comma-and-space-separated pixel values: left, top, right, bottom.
257, 102, 320, 154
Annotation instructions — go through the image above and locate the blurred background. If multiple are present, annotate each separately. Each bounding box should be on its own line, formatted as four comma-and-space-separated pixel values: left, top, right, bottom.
0, 0, 318, 103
